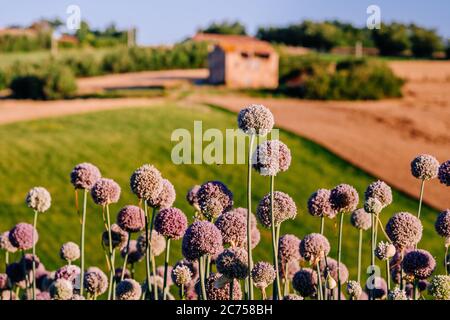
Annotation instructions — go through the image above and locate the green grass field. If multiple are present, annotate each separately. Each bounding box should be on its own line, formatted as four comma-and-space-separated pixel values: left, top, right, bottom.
0, 103, 445, 295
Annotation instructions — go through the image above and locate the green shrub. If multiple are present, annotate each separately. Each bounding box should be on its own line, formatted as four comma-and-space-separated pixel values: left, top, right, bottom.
410, 26, 442, 58
446, 41, 450, 59
10, 75, 45, 99
61, 54, 101, 77
101, 49, 135, 73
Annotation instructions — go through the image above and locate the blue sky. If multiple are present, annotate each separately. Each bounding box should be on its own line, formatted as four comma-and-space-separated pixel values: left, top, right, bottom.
1, 0, 449, 45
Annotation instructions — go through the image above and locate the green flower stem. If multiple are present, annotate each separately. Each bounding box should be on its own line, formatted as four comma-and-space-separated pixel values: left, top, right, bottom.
105, 204, 115, 300
357, 229, 362, 284
144, 202, 152, 296
80, 189, 88, 297
261, 287, 267, 300
320, 216, 325, 235
270, 175, 282, 300
230, 280, 234, 300
120, 233, 132, 282
199, 256, 207, 300
32, 210, 38, 300
417, 179, 425, 221
246, 134, 255, 300
445, 245, 449, 276
5, 251, 9, 271
337, 211, 344, 301
283, 265, 289, 296
162, 237, 171, 300
316, 261, 323, 300
205, 255, 211, 280
413, 279, 418, 300
400, 250, 404, 290
180, 284, 185, 300
386, 258, 390, 291
370, 213, 376, 299
149, 207, 158, 300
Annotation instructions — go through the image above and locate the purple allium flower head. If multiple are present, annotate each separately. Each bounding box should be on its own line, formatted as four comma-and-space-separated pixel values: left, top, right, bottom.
116, 279, 142, 300
300, 233, 330, 262
9, 223, 38, 250
20, 253, 40, 271
405, 281, 428, 298
84, 267, 108, 296
283, 294, 303, 300
321, 257, 349, 284
278, 234, 301, 266
388, 287, 408, 300
347, 280, 362, 299
256, 191, 297, 228
71, 294, 86, 300
171, 265, 192, 286
1, 290, 17, 300
231, 207, 258, 229
182, 221, 223, 261
292, 268, 318, 298
307, 189, 336, 218
117, 205, 145, 233
251, 261, 276, 289
91, 178, 121, 206
216, 247, 249, 280
365, 276, 387, 299
55, 265, 80, 285
154, 207, 188, 240
0, 273, 8, 290
251, 227, 261, 249
199, 273, 242, 300
36, 291, 51, 300
147, 179, 176, 209
25, 187, 51, 213
156, 265, 173, 287
364, 197, 383, 215
114, 267, 131, 283
6, 262, 29, 286
215, 210, 247, 247
197, 181, 233, 219
435, 209, 450, 238
438, 160, 450, 186
411, 154, 439, 180
70, 163, 101, 190
252, 140, 291, 176
50, 279, 73, 300
375, 241, 396, 261
0, 231, 17, 253
350, 209, 372, 231
402, 249, 436, 280
237, 104, 274, 136
59, 241, 80, 263
102, 223, 129, 250
365, 180, 392, 208
174, 259, 199, 283
386, 212, 423, 249
121, 240, 143, 264
329, 184, 359, 213
130, 164, 163, 201
186, 185, 201, 210
428, 275, 450, 300
136, 230, 165, 257
281, 260, 300, 281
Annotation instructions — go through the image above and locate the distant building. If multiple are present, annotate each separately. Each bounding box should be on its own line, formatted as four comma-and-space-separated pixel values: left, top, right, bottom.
193, 33, 279, 89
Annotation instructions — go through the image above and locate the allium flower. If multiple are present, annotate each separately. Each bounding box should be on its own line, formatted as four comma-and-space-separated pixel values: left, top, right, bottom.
215, 210, 247, 247
55, 265, 80, 285
0, 231, 17, 253
375, 241, 396, 261
438, 160, 450, 186
116, 205, 145, 233
435, 209, 450, 238
6, 262, 29, 286
59, 242, 80, 263
283, 294, 303, 300
156, 265, 173, 287
329, 184, 359, 213
197, 181, 233, 219
173, 259, 199, 282
350, 209, 372, 231
237, 104, 274, 136
171, 265, 192, 286
231, 207, 258, 229
292, 268, 317, 298
364, 180, 393, 208
200, 273, 242, 300
154, 207, 188, 240
364, 197, 382, 215
346, 280, 362, 299
147, 179, 176, 209
0, 273, 8, 290
102, 223, 129, 250
321, 257, 349, 284
250, 227, 261, 249
116, 279, 142, 300
402, 249, 436, 280
9, 223, 38, 250
50, 279, 73, 300
25, 187, 51, 213
130, 164, 163, 201
300, 233, 330, 262
136, 230, 165, 256
216, 247, 249, 280
186, 185, 201, 209
252, 140, 291, 176
410, 154, 439, 180
84, 267, 108, 296
70, 163, 101, 190
281, 260, 300, 281
121, 240, 143, 264
388, 286, 408, 300
386, 212, 423, 249
36, 291, 51, 300
251, 261, 276, 289
428, 275, 450, 300
182, 221, 223, 261
114, 268, 131, 283
71, 294, 85, 300
278, 234, 301, 266
365, 276, 387, 299
1, 290, 16, 300
20, 253, 40, 271
91, 178, 121, 206
307, 189, 336, 218
256, 191, 297, 228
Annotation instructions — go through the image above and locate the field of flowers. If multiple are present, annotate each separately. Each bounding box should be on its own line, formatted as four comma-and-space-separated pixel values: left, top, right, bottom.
0, 103, 448, 300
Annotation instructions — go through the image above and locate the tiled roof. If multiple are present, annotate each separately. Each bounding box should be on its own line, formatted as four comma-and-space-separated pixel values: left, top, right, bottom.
192, 33, 275, 54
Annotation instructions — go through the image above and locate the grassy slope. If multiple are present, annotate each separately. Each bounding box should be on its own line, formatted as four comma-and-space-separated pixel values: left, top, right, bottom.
0, 103, 444, 290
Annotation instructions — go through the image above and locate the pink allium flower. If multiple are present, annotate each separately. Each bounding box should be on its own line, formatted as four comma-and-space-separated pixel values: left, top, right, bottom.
292, 268, 318, 298
435, 209, 450, 238
215, 210, 247, 247
278, 234, 301, 266
136, 230, 165, 256
410, 154, 439, 180
386, 212, 423, 249
307, 189, 336, 218
0, 273, 8, 290
59, 241, 80, 263
20, 253, 40, 271
197, 181, 233, 219
365, 180, 393, 207
0, 231, 18, 253
252, 139, 292, 176
171, 265, 192, 287
251, 261, 276, 289
117, 205, 145, 233
84, 266, 108, 296
130, 164, 163, 201
116, 279, 142, 300
173, 259, 199, 283
25, 187, 51, 213
300, 233, 330, 262
237, 104, 274, 136
154, 207, 188, 240
350, 208, 372, 231
182, 221, 223, 261
121, 240, 143, 264
55, 265, 80, 285
330, 184, 359, 213
321, 257, 349, 284
9, 223, 38, 250
147, 179, 176, 209
256, 191, 297, 227
70, 163, 101, 190
102, 223, 129, 250
438, 160, 450, 186
365, 276, 387, 299
216, 247, 249, 280
283, 294, 303, 300
91, 178, 121, 206
50, 279, 73, 300
198, 272, 242, 300
402, 249, 436, 280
